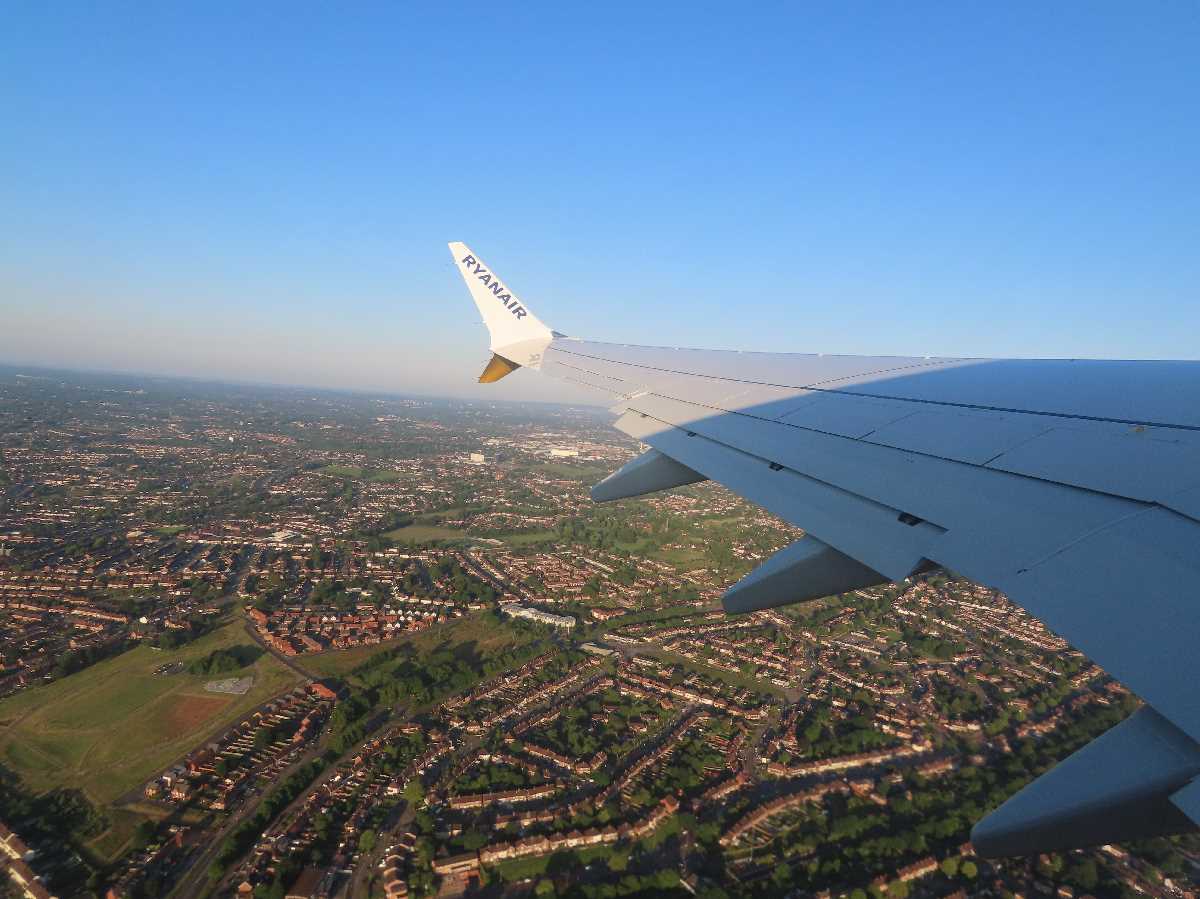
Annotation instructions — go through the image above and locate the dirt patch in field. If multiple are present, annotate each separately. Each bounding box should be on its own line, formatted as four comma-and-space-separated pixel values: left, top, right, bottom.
161, 693, 231, 738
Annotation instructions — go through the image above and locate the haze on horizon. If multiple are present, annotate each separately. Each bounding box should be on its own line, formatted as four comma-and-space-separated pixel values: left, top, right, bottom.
2, 3, 1198, 405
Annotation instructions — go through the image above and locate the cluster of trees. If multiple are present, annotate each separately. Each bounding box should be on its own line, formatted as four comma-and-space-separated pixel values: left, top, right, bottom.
786, 705, 899, 761
52, 638, 129, 678
927, 674, 987, 722
306, 577, 356, 612
313, 627, 551, 757
902, 628, 964, 661
532, 868, 681, 897
186, 644, 260, 676
538, 686, 663, 764
728, 692, 1147, 897
176, 576, 227, 602
351, 631, 546, 711
455, 760, 540, 794
540, 702, 604, 759
555, 514, 643, 552
657, 735, 724, 794
485, 841, 684, 896
324, 691, 379, 755
433, 557, 496, 603
153, 612, 220, 649
356, 509, 413, 538
0, 770, 102, 894
394, 559, 434, 597
368, 730, 426, 775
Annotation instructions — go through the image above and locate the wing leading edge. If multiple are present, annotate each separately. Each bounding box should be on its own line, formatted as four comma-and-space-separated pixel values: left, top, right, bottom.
448, 241, 1200, 855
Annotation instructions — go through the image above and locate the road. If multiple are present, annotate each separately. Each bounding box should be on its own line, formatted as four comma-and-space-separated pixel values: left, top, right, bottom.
342, 800, 413, 899
242, 615, 317, 681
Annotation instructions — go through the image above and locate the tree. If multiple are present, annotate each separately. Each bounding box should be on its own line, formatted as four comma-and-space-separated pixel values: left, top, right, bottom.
359, 829, 377, 853
132, 820, 158, 850
1065, 860, 1099, 891
607, 850, 630, 872
960, 860, 978, 879
940, 857, 959, 877
403, 778, 425, 806
771, 863, 790, 888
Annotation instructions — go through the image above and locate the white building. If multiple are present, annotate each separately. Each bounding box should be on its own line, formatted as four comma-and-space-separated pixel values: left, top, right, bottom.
501, 604, 576, 630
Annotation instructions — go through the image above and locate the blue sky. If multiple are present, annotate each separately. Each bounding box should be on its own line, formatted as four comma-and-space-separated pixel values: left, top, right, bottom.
2, 2, 1198, 403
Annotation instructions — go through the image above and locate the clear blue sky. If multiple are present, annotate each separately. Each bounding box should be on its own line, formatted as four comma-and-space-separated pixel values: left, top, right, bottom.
2, 2, 1197, 403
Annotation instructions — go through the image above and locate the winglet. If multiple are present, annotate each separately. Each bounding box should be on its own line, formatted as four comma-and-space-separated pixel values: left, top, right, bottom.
478, 353, 521, 383
449, 242, 555, 377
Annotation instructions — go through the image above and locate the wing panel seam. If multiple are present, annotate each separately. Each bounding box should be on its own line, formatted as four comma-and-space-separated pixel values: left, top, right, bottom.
560, 346, 1200, 433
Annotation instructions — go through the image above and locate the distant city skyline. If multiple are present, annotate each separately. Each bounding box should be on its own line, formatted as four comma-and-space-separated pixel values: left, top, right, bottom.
2, 3, 1198, 403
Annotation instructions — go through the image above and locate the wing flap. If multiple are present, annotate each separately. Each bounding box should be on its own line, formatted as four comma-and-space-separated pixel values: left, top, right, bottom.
971, 706, 1200, 857
590, 448, 706, 502
722, 537, 889, 614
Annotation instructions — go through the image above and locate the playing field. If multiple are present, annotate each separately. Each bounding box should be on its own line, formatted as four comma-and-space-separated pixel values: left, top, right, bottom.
382, 523, 465, 543
0, 611, 303, 813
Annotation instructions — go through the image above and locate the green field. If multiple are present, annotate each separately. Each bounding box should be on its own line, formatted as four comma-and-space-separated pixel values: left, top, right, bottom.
301, 642, 399, 680
0, 611, 303, 858
496, 530, 558, 547
650, 544, 710, 570
382, 523, 465, 543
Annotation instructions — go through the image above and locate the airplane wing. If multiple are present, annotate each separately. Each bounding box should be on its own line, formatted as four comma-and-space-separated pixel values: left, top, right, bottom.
449, 241, 1200, 856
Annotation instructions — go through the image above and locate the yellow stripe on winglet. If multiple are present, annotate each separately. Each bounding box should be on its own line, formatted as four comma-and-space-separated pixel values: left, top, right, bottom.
478, 353, 521, 383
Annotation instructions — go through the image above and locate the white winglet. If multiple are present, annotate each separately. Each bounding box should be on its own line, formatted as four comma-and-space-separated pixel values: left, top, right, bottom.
449, 242, 554, 378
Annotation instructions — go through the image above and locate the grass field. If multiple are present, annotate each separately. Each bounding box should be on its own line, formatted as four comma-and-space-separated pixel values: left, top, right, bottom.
650, 544, 710, 570
301, 640, 406, 680
382, 523, 465, 543
0, 611, 303, 859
